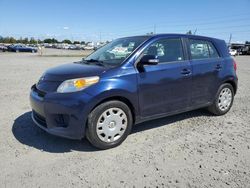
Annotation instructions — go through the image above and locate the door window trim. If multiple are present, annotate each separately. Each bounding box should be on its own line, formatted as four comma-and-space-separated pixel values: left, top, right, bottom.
187, 38, 221, 61
134, 37, 188, 68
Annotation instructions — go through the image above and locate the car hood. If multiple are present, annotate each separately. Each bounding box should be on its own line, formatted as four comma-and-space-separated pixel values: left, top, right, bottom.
43, 62, 107, 81
36, 62, 107, 93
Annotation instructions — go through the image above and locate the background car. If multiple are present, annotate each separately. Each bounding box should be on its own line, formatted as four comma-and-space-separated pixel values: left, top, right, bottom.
241, 46, 250, 55
84, 45, 95, 50
68, 44, 82, 50
7, 44, 38, 53
229, 49, 237, 56
0, 45, 7, 52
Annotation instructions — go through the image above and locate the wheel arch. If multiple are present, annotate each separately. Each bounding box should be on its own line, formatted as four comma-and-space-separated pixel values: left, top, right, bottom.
89, 96, 136, 124
223, 80, 237, 94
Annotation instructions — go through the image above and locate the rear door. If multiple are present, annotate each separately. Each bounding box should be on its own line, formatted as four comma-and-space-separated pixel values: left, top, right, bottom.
188, 38, 222, 106
136, 37, 192, 117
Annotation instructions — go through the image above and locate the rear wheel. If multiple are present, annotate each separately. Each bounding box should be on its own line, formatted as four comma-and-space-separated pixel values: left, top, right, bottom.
86, 100, 133, 149
208, 83, 234, 115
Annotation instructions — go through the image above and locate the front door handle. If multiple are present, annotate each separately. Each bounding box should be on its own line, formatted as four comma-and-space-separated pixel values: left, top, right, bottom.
181, 69, 191, 75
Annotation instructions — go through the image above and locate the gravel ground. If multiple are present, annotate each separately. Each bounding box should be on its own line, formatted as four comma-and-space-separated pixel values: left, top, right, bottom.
37, 48, 93, 57
0, 50, 249, 188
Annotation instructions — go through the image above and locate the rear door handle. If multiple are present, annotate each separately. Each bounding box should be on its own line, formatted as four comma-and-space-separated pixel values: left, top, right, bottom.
215, 64, 222, 70
181, 69, 191, 75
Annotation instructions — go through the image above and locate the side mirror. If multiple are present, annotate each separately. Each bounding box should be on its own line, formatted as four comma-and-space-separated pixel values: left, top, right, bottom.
139, 55, 159, 65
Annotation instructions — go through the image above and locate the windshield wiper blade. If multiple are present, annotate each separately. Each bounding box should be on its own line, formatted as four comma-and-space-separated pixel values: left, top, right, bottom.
86, 59, 103, 63
84, 59, 105, 66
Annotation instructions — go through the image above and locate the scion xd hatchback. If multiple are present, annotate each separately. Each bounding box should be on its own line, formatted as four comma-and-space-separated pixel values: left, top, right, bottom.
30, 34, 238, 149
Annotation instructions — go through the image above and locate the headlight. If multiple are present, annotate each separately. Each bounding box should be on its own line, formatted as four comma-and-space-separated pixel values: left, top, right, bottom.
57, 76, 99, 93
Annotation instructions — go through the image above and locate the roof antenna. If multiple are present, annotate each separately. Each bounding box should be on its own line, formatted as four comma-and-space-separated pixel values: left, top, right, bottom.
193, 29, 197, 35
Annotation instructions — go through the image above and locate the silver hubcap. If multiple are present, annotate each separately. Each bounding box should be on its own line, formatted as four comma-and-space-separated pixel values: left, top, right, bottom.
96, 108, 127, 143
218, 88, 232, 111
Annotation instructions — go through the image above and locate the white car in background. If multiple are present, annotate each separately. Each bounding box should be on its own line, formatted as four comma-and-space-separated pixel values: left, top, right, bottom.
0, 44, 7, 52
84, 45, 94, 50
229, 49, 237, 56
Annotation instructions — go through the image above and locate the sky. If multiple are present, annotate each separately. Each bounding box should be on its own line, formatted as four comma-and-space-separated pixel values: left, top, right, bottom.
0, 0, 250, 43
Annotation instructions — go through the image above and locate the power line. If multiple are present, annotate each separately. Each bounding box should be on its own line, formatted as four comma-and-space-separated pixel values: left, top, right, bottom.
156, 18, 250, 28
105, 14, 250, 33
99, 17, 250, 36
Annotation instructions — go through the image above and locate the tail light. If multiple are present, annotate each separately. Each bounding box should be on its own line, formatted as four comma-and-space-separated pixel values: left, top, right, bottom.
233, 59, 237, 71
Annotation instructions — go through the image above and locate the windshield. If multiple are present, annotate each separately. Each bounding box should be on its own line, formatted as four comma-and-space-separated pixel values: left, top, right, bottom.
84, 36, 150, 66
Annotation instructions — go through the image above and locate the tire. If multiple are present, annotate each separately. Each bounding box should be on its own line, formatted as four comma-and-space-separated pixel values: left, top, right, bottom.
16, 49, 19, 53
32, 50, 35, 53
86, 100, 133, 149
208, 83, 234, 115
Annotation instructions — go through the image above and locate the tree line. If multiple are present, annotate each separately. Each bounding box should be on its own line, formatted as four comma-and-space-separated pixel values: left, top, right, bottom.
0, 36, 85, 45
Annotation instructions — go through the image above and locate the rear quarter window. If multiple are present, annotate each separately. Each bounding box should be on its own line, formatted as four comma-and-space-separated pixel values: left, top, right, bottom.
207, 41, 220, 58
189, 39, 209, 59
189, 39, 220, 59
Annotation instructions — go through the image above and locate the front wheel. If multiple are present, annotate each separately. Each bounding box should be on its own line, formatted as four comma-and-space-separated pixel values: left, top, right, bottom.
86, 100, 133, 149
208, 83, 234, 115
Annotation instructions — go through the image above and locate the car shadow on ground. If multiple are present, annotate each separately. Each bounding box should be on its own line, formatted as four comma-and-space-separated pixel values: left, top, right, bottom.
12, 110, 212, 153
133, 109, 212, 134
12, 111, 98, 153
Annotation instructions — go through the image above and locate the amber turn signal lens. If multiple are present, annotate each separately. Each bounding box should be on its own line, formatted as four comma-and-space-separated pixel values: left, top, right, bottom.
74, 79, 86, 88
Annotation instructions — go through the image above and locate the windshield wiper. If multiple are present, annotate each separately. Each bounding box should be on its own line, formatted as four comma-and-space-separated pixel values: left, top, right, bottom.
81, 59, 105, 67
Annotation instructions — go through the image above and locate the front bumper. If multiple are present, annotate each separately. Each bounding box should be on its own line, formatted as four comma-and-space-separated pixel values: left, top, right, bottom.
30, 85, 94, 140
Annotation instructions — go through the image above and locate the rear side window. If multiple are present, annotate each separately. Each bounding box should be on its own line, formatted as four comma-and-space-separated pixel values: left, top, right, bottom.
207, 41, 220, 58
143, 38, 184, 63
189, 39, 220, 59
189, 39, 209, 59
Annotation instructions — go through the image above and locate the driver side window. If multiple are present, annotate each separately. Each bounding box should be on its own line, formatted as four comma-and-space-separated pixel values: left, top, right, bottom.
143, 38, 184, 63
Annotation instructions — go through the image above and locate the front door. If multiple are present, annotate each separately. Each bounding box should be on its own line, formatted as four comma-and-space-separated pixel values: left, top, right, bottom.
136, 38, 192, 118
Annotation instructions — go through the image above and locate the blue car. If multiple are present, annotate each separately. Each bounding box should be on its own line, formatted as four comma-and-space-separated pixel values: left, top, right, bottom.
30, 34, 238, 149
8, 44, 37, 53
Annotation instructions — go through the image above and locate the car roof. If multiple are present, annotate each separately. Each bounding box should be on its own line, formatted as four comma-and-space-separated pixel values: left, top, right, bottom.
123, 33, 223, 42
119, 33, 228, 57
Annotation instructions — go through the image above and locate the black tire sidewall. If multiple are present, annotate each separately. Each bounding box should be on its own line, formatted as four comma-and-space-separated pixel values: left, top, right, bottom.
86, 100, 133, 149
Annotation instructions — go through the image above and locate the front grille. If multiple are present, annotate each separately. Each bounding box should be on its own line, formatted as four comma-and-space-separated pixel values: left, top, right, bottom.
31, 84, 46, 98
33, 111, 47, 128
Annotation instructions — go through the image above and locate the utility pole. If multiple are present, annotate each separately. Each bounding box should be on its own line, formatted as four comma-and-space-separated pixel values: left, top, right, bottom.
99, 32, 102, 42
71, 34, 73, 43
228, 33, 232, 45
154, 24, 156, 34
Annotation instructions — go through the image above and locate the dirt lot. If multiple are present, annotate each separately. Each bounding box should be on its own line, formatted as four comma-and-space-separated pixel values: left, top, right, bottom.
37, 48, 93, 57
0, 50, 249, 188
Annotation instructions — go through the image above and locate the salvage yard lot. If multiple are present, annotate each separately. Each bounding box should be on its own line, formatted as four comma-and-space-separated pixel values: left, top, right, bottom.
0, 50, 249, 187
